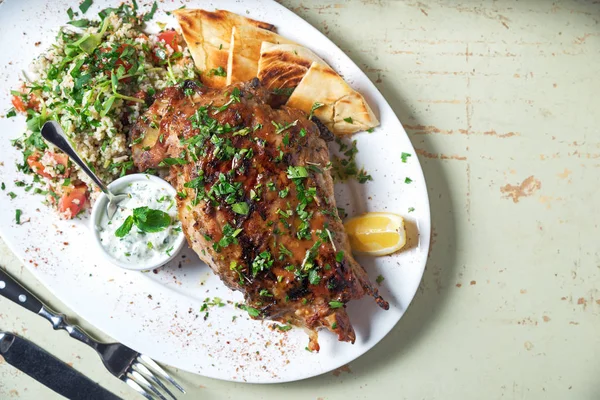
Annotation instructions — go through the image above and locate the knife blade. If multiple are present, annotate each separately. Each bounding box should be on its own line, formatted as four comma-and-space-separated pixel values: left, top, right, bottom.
0, 332, 121, 400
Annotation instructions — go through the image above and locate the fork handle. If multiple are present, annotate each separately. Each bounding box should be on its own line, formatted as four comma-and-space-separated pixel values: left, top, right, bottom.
0, 268, 100, 351
0, 268, 43, 313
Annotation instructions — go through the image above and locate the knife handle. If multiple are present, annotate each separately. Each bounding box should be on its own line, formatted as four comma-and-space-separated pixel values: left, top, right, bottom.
0, 269, 101, 351
0, 268, 43, 314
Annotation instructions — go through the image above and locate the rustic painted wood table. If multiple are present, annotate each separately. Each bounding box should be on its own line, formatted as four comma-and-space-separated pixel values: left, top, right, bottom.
1, 0, 599, 398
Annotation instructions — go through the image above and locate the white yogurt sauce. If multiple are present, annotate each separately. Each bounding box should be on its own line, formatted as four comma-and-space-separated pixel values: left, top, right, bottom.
98, 181, 181, 265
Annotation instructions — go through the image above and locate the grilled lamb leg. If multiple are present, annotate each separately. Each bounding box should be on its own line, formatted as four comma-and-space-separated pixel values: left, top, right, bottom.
130, 79, 388, 350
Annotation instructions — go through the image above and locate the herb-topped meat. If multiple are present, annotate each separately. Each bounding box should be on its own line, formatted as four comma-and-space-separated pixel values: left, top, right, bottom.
130, 79, 388, 350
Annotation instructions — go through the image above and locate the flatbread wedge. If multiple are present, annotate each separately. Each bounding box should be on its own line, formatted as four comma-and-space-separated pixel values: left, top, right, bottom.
226, 25, 295, 85
173, 9, 274, 88
286, 62, 379, 136
257, 43, 327, 92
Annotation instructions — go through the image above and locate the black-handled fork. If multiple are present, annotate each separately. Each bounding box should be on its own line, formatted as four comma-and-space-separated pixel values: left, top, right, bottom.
0, 268, 185, 400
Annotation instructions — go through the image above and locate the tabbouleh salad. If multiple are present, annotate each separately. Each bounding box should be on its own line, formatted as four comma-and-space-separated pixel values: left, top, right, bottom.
7, 2, 197, 219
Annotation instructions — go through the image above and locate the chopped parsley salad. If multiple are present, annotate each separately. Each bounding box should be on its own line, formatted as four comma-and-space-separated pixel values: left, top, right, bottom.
6, 2, 198, 219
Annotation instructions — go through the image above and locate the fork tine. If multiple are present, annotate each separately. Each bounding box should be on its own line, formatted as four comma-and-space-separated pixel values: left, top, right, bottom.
130, 371, 169, 400
123, 376, 153, 400
139, 354, 186, 393
133, 362, 177, 400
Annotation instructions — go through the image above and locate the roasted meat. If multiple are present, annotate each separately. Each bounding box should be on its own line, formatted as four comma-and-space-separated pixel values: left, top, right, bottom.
130, 79, 388, 350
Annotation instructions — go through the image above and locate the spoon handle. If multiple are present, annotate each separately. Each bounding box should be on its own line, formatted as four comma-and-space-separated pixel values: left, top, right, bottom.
41, 121, 111, 196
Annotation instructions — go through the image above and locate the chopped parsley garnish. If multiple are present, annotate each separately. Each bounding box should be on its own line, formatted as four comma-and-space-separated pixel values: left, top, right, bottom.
408, 207, 415, 213
329, 301, 344, 309
308, 269, 321, 285
210, 173, 243, 205
335, 251, 344, 263
278, 187, 289, 198
115, 207, 171, 238
68, 19, 91, 28
230, 261, 245, 285
0, 182, 4, 190
331, 139, 372, 184
294, 183, 316, 240
278, 243, 293, 260
6, 108, 16, 118
158, 157, 187, 166
259, 289, 273, 297
209, 66, 227, 77
308, 102, 324, 119
15, 209, 22, 224
343, 117, 354, 124
143, 1, 158, 21
376, 275, 385, 285
7, 192, 17, 199
357, 170, 373, 183
231, 202, 249, 215
271, 119, 298, 134
287, 166, 308, 179
367, 128, 375, 133
230, 87, 241, 103
276, 324, 292, 331
233, 127, 250, 136
213, 224, 242, 252
332, 322, 338, 329
405, 177, 413, 184
79, 0, 93, 14
240, 305, 260, 317
200, 297, 225, 319
201, 297, 225, 312
401, 152, 412, 163
183, 175, 204, 191
252, 251, 274, 276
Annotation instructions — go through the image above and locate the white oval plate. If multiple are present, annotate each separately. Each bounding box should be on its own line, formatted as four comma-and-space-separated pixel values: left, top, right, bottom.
0, 0, 430, 383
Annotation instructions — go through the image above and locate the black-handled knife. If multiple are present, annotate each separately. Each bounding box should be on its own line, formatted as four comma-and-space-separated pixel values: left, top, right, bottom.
0, 332, 121, 400
0, 268, 44, 313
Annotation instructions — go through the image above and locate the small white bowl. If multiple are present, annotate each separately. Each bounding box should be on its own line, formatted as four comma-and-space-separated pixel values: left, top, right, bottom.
90, 173, 186, 271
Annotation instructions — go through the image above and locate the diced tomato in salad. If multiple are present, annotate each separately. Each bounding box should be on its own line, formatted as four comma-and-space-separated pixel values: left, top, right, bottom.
58, 185, 88, 219
11, 95, 27, 112
27, 152, 70, 179
157, 30, 179, 49
11, 93, 39, 113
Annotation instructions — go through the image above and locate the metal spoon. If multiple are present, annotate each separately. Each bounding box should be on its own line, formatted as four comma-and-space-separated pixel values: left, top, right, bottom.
41, 121, 128, 219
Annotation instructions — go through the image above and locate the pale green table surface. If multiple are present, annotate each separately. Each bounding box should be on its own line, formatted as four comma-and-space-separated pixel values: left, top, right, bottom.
2, 0, 599, 399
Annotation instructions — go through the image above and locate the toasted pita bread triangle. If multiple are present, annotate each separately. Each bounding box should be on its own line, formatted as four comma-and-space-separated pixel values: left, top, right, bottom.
286, 62, 379, 136
226, 25, 295, 85
173, 9, 274, 88
257, 43, 327, 92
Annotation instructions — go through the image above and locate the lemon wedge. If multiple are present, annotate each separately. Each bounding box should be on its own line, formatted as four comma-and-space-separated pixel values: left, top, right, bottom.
344, 212, 407, 256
